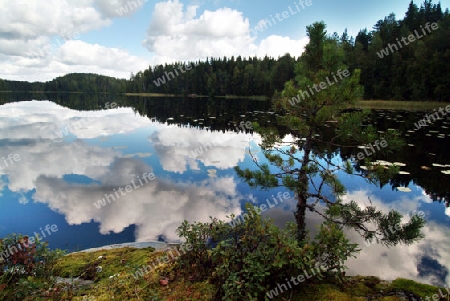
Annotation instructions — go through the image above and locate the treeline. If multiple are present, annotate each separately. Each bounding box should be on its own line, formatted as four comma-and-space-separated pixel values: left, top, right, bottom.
0, 0, 448, 101
0, 73, 127, 94
127, 54, 296, 97
128, 0, 448, 100
347, 0, 450, 101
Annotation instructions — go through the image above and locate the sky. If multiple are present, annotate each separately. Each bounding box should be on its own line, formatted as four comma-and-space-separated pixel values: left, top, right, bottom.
0, 0, 448, 82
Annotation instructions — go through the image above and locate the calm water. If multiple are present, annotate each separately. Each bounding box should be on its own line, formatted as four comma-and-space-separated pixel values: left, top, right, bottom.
0, 94, 449, 287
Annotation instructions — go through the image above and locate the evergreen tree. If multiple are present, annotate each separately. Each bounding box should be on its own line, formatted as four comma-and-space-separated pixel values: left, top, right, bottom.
235, 22, 425, 246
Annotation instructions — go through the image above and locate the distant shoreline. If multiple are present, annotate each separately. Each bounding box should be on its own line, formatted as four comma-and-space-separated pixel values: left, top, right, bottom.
2, 92, 449, 110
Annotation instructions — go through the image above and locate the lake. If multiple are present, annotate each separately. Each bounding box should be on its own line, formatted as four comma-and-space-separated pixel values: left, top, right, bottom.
0, 93, 449, 287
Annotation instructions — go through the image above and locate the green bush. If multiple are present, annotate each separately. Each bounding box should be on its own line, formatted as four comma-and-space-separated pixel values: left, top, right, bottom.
176, 204, 360, 301
0, 233, 65, 300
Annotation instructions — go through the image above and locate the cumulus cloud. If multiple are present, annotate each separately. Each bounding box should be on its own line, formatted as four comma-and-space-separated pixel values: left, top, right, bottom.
0, 0, 149, 81
94, 0, 148, 18
143, 0, 307, 65
0, 101, 151, 191
32, 164, 242, 241
1, 40, 149, 82
143, 1, 254, 61
0, 100, 244, 241
0, 0, 108, 40
0, 0, 308, 81
340, 190, 450, 287
265, 188, 450, 287
149, 125, 258, 173
254, 35, 309, 58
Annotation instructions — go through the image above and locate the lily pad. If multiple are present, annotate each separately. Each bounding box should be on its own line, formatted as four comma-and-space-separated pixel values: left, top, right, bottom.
396, 187, 411, 192
373, 160, 393, 166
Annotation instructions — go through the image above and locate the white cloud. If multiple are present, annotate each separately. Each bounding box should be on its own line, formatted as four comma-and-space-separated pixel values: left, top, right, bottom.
149, 125, 259, 173
0, 40, 149, 82
0, 0, 308, 83
0, 0, 148, 81
0, 101, 151, 191
0, 100, 243, 241
341, 190, 450, 287
94, 0, 147, 18
255, 35, 309, 58
143, 0, 307, 65
0, 0, 108, 40
32, 167, 242, 241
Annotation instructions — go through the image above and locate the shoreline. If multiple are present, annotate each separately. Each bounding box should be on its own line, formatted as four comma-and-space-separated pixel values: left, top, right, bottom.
68, 240, 180, 254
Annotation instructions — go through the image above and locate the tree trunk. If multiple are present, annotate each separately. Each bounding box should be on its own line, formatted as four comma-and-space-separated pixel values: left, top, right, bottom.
296, 136, 312, 242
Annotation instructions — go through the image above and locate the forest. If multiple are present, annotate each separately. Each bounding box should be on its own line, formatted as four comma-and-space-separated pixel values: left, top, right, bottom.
0, 0, 448, 101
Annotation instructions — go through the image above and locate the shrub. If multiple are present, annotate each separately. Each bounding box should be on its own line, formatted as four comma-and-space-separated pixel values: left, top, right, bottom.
0, 233, 65, 300
176, 204, 360, 300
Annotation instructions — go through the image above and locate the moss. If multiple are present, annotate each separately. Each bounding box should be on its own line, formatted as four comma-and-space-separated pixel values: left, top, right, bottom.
390, 278, 441, 298
54, 246, 155, 280
4, 247, 448, 300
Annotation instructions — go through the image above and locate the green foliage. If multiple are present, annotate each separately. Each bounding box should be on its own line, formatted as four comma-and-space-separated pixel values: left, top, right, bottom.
1, 1, 449, 101
389, 278, 441, 298
0, 233, 65, 300
309, 222, 360, 278
235, 20, 424, 250
325, 200, 426, 246
175, 219, 217, 279
176, 204, 360, 301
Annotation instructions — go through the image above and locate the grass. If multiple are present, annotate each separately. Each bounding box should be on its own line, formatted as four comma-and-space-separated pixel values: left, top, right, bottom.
355, 100, 450, 111
124, 92, 181, 97
2, 246, 443, 300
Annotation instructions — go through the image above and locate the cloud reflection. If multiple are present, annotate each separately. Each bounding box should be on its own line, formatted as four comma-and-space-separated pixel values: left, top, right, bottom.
341, 190, 450, 287
0, 101, 246, 242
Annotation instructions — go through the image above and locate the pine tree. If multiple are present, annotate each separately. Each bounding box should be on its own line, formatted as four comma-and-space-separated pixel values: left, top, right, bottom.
235, 22, 425, 246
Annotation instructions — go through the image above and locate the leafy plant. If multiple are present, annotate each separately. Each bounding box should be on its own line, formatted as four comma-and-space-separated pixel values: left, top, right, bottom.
0, 233, 65, 300
176, 204, 359, 300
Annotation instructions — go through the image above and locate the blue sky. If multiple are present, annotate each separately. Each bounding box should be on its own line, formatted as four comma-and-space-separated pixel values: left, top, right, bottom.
0, 0, 448, 82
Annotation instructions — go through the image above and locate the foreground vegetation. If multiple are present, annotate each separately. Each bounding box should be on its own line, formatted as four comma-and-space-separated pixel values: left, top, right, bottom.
0, 211, 447, 300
